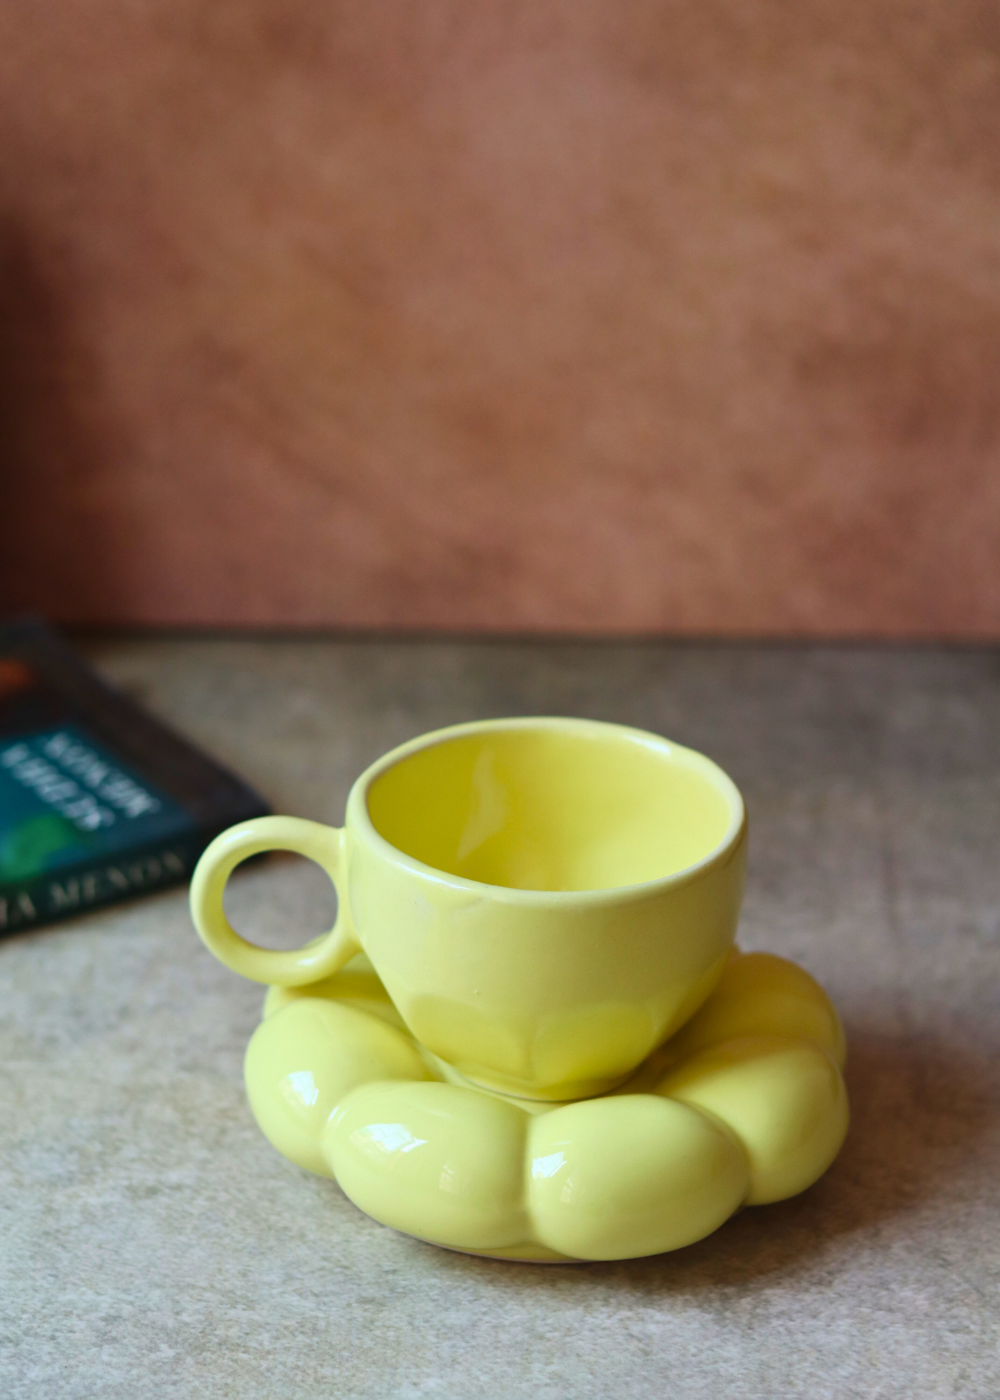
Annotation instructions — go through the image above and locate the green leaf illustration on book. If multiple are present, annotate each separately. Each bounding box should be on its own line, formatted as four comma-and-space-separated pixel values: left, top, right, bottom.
0, 813, 89, 882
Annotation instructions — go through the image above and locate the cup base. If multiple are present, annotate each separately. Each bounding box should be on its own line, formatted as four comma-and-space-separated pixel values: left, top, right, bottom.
416, 1046, 635, 1108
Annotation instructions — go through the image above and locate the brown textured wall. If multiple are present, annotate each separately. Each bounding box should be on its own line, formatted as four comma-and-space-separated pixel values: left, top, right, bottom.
2, 2, 1000, 634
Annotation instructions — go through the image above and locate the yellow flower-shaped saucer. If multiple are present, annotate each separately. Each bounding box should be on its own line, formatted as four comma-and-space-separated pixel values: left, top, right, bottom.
245, 949, 847, 1262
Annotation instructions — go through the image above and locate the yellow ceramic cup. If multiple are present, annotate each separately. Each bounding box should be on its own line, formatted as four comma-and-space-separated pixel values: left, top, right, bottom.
190, 717, 747, 1101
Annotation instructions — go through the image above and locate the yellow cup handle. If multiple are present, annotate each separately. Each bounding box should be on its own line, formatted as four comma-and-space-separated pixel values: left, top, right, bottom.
190, 815, 360, 987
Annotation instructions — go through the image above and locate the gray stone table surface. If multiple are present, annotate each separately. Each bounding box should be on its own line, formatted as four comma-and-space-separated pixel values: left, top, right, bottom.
3, 638, 999, 1399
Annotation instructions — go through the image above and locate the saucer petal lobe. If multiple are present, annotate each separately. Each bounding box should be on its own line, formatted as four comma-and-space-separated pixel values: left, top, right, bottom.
657, 1034, 849, 1205
324, 1082, 531, 1252
244, 998, 432, 1177
526, 1094, 749, 1261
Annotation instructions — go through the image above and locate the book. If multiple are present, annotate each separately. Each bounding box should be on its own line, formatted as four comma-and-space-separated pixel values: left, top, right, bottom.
0, 618, 269, 934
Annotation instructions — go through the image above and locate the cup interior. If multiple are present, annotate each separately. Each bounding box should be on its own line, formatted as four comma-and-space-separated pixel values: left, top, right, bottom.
365, 723, 739, 892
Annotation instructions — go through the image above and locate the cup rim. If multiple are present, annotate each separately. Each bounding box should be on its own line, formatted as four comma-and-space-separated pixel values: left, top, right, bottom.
346, 716, 746, 905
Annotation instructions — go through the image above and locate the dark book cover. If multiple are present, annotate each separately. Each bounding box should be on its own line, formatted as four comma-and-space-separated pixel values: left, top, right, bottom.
0, 618, 269, 934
